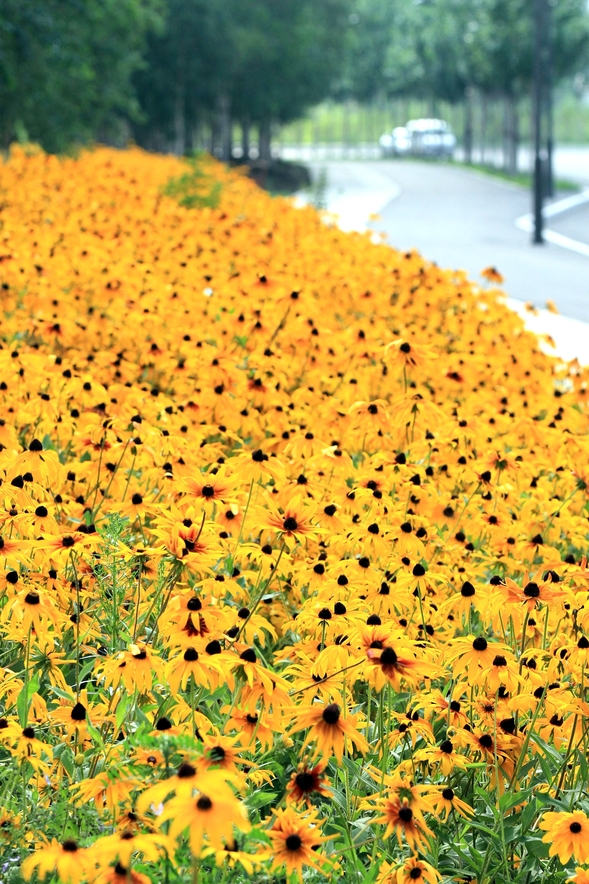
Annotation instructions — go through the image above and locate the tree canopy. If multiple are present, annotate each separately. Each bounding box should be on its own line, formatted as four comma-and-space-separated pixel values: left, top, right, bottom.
0, 0, 587, 154
0, 0, 161, 152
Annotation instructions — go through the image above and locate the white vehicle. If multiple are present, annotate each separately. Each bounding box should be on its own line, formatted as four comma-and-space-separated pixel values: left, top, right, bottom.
379, 126, 411, 157
379, 118, 456, 159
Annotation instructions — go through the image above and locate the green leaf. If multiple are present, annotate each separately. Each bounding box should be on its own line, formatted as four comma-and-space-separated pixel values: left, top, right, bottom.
54, 744, 75, 777
17, 672, 39, 727
86, 719, 105, 751
246, 791, 277, 810
499, 789, 531, 812
115, 695, 129, 732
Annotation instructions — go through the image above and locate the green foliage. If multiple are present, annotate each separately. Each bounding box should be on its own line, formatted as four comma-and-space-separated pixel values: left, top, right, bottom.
338, 0, 589, 105
131, 0, 352, 149
163, 154, 222, 208
0, 0, 163, 152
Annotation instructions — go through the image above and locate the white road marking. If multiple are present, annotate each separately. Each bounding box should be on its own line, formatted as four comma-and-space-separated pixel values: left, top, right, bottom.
515, 189, 589, 258
296, 163, 589, 364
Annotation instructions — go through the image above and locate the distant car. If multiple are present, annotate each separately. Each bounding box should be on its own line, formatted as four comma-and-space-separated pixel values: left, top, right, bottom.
379, 126, 411, 157
379, 119, 456, 159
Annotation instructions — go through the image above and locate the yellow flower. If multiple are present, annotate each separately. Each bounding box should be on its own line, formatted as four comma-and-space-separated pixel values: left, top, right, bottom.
22, 839, 90, 884
160, 771, 250, 855
269, 806, 331, 882
540, 810, 589, 865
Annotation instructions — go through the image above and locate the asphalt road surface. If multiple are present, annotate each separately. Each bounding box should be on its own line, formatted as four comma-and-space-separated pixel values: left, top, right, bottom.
308, 159, 589, 321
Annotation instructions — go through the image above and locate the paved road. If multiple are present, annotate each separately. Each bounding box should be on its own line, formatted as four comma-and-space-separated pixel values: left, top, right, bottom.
549, 203, 589, 243
308, 159, 589, 321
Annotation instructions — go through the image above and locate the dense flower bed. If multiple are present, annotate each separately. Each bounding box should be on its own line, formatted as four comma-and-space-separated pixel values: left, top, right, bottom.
1, 145, 589, 884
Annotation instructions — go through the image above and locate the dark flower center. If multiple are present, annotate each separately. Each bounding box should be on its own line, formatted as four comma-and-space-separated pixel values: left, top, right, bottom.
71, 702, 86, 721
201, 485, 215, 498
240, 648, 257, 663
439, 739, 453, 753
398, 806, 413, 822
295, 771, 316, 791
156, 717, 172, 730
62, 840, 78, 852
177, 762, 196, 778
442, 787, 454, 800
380, 647, 398, 665
283, 516, 298, 532
208, 746, 225, 761
184, 648, 199, 661
197, 795, 212, 811
461, 581, 475, 597
24, 592, 40, 605
472, 637, 488, 651
523, 582, 540, 598
286, 834, 302, 851
322, 703, 341, 725
493, 655, 507, 667
570, 821, 583, 833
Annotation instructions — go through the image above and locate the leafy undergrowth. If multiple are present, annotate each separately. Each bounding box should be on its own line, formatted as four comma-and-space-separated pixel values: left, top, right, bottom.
0, 145, 588, 884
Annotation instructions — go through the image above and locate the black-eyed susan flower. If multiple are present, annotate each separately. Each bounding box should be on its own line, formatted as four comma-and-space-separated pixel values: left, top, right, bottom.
392, 856, 440, 884
268, 806, 330, 881
286, 762, 331, 805
22, 839, 91, 884
540, 810, 589, 865
290, 701, 368, 763
160, 771, 250, 854
362, 794, 433, 851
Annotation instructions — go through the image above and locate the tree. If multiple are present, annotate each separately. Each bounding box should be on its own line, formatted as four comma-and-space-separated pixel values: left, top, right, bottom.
0, 0, 161, 153
335, 0, 401, 103
230, 0, 351, 159
131, 0, 237, 154
342, 0, 589, 170
132, 0, 351, 160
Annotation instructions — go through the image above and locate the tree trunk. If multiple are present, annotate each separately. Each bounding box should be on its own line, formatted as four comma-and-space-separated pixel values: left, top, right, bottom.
463, 86, 474, 164
173, 90, 185, 156
217, 93, 232, 162
343, 100, 351, 158
241, 116, 250, 160
480, 94, 488, 165
503, 95, 519, 175
258, 119, 272, 161
209, 118, 219, 156
185, 119, 193, 154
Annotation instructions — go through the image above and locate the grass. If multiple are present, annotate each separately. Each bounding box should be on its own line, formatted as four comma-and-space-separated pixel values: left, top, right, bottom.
458, 160, 580, 192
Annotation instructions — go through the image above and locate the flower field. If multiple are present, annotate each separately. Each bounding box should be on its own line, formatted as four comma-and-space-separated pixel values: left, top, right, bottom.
1, 145, 589, 884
